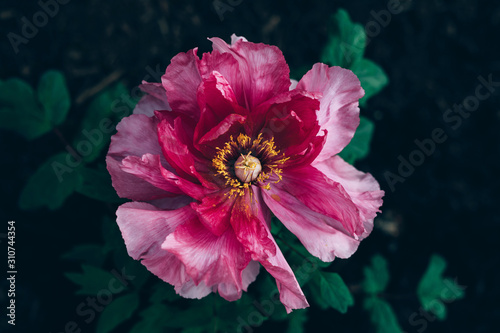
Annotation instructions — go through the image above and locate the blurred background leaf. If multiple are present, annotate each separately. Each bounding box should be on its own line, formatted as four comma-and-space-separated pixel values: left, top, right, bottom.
364, 297, 403, 333
417, 254, 465, 320
18, 152, 83, 210
338, 116, 375, 164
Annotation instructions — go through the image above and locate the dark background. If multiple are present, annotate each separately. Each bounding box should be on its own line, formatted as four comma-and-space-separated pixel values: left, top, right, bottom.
1, 0, 499, 332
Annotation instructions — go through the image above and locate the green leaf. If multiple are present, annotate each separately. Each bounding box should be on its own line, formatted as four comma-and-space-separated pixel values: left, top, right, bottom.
0, 78, 51, 140
96, 293, 139, 333
65, 264, 117, 295
362, 254, 390, 295
76, 165, 124, 203
62, 244, 108, 267
286, 308, 308, 333
321, 9, 366, 68
352, 59, 389, 106
37, 70, 71, 127
310, 272, 353, 313
72, 82, 133, 163
338, 116, 375, 164
417, 255, 465, 320
18, 152, 83, 210
364, 297, 403, 333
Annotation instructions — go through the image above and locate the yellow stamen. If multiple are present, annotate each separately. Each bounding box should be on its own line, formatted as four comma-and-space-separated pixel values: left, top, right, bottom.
212, 133, 288, 197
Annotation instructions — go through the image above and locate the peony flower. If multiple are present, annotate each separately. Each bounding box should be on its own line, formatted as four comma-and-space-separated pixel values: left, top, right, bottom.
106, 35, 383, 312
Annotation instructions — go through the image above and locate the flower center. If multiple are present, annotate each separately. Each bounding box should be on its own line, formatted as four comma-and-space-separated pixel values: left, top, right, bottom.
212, 133, 289, 197
234, 153, 262, 183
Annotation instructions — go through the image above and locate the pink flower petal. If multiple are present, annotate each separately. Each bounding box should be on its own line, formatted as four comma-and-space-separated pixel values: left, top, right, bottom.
209, 37, 291, 110
262, 184, 361, 262
278, 166, 363, 236
161, 48, 202, 119
194, 71, 248, 152
120, 154, 183, 196
229, 187, 308, 313
116, 202, 192, 288
230, 188, 276, 261
297, 63, 364, 161
162, 218, 253, 301
313, 155, 384, 229
257, 90, 320, 156
134, 81, 171, 116
191, 190, 235, 236
107, 114, 172, 201
198, 51, 244, 107
157, 117, 217, 190
159, 165, 214, 202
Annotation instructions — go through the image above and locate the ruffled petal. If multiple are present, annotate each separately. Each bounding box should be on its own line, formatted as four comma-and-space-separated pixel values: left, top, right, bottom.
162, 218, 253, 302
297, 63, 364, 161
116, 202, 191, 287
277, 166, 363, 236
161, 48, 202, 119
194, 71, 247, 156
157, 117, 217, 189
256, 90, 320, 156
191, 190, 235, 236
107, 114, 172, 201
313, 155, 384, 227
230, 187, 276, 261
209, 37, 291, 110
120, 154, 183, 196
262, 184, 361, 262
133, 81, 171, 116
237, 187, 308, 313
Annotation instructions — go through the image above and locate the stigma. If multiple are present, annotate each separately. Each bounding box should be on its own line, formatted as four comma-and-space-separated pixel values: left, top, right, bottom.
235, 153, 262, 183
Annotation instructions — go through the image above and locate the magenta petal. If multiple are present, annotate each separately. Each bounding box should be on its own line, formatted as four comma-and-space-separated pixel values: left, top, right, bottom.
157, 118, 216, 189
198, 51, 244, 107
229, 187, 307, 312
107, 114, 171, 201
120, 154, 183, 196
262, 185, 361, 262
194, 71, 247, 149
161, 48, 202, 119
256, 90, 320, 155
134, 81, 171, 116
279, 166, 363, 236
209, 37, 291, 110
313, 155, 384, 231
191, 191, 235, 236
297, 63, 364, 161
162, 218, 253, 301
230, 188, 276, 261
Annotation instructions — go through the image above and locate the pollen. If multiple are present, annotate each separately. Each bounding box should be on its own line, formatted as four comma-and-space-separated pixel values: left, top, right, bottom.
212, 133, 289, 197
